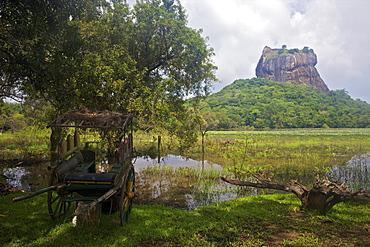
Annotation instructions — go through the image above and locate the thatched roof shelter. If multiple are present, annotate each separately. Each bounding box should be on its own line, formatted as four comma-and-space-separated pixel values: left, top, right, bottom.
47, 108, 135, 130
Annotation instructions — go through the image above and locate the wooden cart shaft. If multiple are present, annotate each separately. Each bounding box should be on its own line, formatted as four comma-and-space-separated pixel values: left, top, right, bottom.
12, 183, 66, 202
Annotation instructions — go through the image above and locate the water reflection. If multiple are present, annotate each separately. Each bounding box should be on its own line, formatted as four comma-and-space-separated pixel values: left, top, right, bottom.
134, 155, 260, 210
327, 153, 370, 191
3, 167, 29, 191
135, 155, 222, 170
2, 163, 50, 192
2, 155, 256, 210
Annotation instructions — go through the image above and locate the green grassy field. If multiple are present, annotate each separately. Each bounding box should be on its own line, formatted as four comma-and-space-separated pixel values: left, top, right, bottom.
189, 129, 370, 182
1, 128, 370, 246
1, 191, 369, 246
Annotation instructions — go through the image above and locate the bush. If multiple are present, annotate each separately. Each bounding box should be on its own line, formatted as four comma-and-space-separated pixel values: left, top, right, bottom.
322, 124, 330, 129
0, 126, 50, 160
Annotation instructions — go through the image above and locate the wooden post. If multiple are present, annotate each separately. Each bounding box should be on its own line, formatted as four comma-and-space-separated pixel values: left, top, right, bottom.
201, 131, 205, 169
157, 135, 161, 163
72, 201, 102, 227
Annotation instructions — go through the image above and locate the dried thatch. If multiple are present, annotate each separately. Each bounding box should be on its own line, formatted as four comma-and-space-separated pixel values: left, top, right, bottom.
47, 108, 135, 130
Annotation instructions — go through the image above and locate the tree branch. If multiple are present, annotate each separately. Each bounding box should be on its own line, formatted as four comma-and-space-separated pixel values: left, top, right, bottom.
220, 175, 370, 214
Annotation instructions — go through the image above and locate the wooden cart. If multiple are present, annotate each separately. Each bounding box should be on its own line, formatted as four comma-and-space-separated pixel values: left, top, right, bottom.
12, 109, 136, 226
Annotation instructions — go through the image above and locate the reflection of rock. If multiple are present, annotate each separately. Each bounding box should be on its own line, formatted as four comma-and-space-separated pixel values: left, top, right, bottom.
328, 153, 370, 190
3, 167, 30, 191
256, 46, 329, 93
2, 165, 50, 192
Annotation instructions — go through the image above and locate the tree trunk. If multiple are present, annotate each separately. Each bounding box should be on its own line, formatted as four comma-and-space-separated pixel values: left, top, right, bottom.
50, 127, 62, 161
221, 175, 370, 214
201, 131, 206, 168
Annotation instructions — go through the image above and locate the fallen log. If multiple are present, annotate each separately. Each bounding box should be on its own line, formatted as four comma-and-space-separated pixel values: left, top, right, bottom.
221, 174, 370, 214
0, 183, 24, 195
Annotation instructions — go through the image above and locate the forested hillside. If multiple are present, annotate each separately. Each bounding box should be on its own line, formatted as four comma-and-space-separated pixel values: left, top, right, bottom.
197, 78, 370, 129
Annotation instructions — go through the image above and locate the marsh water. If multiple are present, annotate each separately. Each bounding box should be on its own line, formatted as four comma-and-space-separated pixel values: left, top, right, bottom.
3, 153, 370, 210
327, 153, 370, 191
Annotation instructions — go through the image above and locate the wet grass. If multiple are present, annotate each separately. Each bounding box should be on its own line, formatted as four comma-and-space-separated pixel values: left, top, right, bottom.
133, 129, 370, 205
1, 192, 369, 246
186, 129, 370, 184
139, 164, 222, 180
134, 129, 370, 178
135, 165, 229, 210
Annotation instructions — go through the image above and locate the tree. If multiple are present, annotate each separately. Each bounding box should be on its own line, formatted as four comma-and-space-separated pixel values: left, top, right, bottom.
1, 0, 217, 149
288, 48, 299, 54
0, 0, 111, 151
66, 2, 141, 112
0, 0, 92, 102
70, 0, 217, 133
302, 46, 310, 53
0, 100, 24, 133
127, 0, 217, 127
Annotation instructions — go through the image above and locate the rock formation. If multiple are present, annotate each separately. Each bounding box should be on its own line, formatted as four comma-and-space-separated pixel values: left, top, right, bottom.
255, 46, 329, 93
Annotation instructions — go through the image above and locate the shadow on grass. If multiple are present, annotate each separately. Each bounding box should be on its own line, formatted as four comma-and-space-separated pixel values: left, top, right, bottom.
1, 193, 369, 246
0, 193, 73, 246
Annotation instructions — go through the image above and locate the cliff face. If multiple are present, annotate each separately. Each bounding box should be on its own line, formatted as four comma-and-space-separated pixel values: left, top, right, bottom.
255, 46, 329, 93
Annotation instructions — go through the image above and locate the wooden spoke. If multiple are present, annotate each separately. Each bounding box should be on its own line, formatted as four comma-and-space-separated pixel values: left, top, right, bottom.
47, 169, 73, 220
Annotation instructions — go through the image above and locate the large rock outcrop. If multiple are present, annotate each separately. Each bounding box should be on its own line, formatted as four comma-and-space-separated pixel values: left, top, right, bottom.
256, 46, 329, 93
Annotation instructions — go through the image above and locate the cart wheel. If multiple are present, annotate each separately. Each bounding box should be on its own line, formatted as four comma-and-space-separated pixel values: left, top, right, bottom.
47, 169, 72, 220
120, 167, 135, 225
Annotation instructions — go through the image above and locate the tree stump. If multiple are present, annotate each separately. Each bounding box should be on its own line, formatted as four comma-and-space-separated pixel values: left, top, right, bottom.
221, 174, 370, 214
72, 201, 102, 227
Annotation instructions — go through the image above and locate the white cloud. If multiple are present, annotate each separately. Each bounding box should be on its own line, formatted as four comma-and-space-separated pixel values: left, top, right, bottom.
127, 0, 370, 102
181, 0, 370, 102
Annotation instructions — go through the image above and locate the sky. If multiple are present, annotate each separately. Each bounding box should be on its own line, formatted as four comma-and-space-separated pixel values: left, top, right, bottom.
127, 0, 370, 103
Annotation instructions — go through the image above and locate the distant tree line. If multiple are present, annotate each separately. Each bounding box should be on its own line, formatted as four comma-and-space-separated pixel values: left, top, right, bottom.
192, 78, 370, 130
278, 45, 314, 55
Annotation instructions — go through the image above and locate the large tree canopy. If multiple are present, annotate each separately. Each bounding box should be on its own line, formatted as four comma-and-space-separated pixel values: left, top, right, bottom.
0, 0, 217, 129
0, 0, 94, 102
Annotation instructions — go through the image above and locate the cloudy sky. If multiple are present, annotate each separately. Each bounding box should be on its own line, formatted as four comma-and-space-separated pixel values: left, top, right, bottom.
128, 0, 370, 103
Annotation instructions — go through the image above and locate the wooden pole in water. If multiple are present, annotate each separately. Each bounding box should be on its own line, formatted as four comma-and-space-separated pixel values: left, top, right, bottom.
158, 135, 161, 163
201, 131, 205, 169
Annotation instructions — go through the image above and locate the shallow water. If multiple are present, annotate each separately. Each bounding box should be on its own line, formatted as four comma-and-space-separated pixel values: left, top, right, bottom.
3, 153, 370, 210
135, 155, 222, 170
2, 162, 50, 192
327, 153, 370, 191
133, 155, 260, 210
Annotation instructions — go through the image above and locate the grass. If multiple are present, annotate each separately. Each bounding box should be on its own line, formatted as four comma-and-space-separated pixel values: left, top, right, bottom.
186, 129, 370, 184
2, 128, 370, 246
1, 192, 369, 246
0, 127, 50, 161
